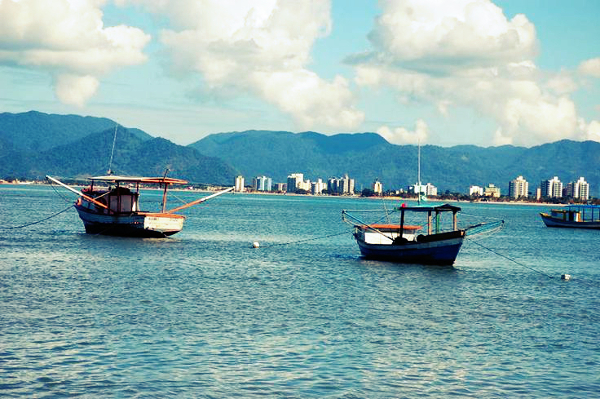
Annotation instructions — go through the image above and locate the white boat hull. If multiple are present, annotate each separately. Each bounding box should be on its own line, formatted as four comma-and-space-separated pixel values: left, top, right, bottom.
75, 205, 185, 237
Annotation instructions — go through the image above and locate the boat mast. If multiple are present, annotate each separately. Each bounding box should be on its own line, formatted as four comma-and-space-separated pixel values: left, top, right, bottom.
107, 124, 118, 175
161, 168, 169, 213
417, 140, 421, 205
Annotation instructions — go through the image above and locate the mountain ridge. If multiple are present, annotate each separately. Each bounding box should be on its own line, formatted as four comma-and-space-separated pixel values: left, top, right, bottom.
1, 111, 599, 196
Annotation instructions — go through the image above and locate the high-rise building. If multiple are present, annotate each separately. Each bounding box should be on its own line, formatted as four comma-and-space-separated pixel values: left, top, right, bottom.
509, 176, 529, 199
311, 179, 326, 195
541, 176, 562, 198
372, 180, 383, 195
286, 173, 304, 193
234, 175, 245, 193
573, 177, 590, 200
254, 176, 272, 192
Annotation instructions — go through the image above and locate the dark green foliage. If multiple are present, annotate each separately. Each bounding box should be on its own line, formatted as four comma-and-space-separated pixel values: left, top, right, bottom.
191, 131, 600, 196
0, 110, 151, 152
0, 113, 236, 185
2, 111, 599, 195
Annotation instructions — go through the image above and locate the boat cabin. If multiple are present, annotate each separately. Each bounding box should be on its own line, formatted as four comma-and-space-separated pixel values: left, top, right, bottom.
79, 175, 188, 215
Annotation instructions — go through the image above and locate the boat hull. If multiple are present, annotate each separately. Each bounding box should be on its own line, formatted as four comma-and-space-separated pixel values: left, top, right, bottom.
540, 213, 600, 229
354, 231, 465, 265
75, 205, 185, 237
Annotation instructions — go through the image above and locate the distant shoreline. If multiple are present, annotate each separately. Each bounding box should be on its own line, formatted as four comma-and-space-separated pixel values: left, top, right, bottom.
0, 181, 572, 207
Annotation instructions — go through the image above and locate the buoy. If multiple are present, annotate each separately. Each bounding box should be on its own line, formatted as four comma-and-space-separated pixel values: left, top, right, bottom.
252, 241, 260, 248
561, 274, 571, 281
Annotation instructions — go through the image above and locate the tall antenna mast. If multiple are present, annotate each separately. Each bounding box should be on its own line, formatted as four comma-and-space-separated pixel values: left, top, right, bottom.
107, 124, 118, 175
417, 140, 421, 204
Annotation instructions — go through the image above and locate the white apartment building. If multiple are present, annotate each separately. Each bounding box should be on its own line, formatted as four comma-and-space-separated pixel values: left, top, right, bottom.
234, 175, 245, 193
509, 176, 529, 199
567, 176, 590, 200
469, 185, 484, 196
286, 173, 304, 193
327, 174, 355, 195
311, 179, 326, 195
413, 183, 437, 196
253, 176, 272, 192
541, 176, 563, 198
372, 180, 383, 195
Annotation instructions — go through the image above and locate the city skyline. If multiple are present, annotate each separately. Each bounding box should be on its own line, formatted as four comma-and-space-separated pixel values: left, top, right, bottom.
0, 0, 598, 148
234, 171, 592, 200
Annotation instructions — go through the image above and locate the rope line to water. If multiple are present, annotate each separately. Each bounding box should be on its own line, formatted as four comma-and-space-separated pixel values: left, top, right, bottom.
259, 229, 353, 248
0, 204, 74, 230
466, 237, 554, 279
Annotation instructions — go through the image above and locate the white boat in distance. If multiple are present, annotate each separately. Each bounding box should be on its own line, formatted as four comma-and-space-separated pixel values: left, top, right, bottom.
47, 175, 233, 237
540, 205, 600, 229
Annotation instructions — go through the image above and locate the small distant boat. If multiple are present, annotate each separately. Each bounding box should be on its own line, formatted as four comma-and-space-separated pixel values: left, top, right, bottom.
540, 205, 600, 229
47, 175, 232, 237
343, 204, 466, 265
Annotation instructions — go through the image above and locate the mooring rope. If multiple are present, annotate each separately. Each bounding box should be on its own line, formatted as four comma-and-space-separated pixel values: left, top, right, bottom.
257, 229, 353, 248
0, 204, 75, 230
466, 237, 554, 279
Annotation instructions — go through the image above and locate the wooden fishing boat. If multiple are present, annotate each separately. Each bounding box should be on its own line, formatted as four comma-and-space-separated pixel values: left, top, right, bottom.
47, 175, 232, 237
343, 204, 466, 265
540, 205, 600, 229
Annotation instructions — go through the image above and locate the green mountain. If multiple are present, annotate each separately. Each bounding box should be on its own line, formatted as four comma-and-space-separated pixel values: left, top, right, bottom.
2, 111, 599, 195
0, 110, 151, 152
0, 112, 236, 185
190, 130, 600, 196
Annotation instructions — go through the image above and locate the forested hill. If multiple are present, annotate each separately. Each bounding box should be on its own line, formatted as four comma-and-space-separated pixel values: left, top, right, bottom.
0, 112, 236, 184
0, 110, 151, 152
2, 111, 599, 194
190, 130, 600, 195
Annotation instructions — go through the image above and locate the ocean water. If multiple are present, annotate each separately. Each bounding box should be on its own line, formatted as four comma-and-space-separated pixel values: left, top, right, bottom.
1, 185, 599, 398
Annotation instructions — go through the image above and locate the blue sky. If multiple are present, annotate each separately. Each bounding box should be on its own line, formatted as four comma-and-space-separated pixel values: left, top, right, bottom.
0, 0, 598, 147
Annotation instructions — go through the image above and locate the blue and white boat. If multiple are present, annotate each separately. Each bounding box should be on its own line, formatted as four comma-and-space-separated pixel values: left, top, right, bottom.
540, 204, 600, 229
343, 204, 466, 265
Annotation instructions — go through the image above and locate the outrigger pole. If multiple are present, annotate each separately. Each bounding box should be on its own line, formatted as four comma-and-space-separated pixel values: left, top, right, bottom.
166, 187, 234, 214
46, 175, 109, 210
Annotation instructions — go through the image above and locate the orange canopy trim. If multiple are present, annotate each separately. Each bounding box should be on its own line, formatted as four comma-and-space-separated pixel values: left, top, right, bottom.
89, 175, 188, 185
360, 224, 421, 231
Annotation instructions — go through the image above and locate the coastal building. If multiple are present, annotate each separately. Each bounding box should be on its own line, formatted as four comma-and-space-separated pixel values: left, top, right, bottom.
234, 175, 245, 193
412, 183, 437, 197
286, 173, 304, 193
508, 176, 529, 199
566, 177, 590, 200
275, 183, 286, 192
541, 176, 562, 198
327, 174, 355, 195
372, 180, 383, 195
484, 184, 500, 198
311, 179, 326, 195
469, 185, 484, 196
253, 176, 272, 192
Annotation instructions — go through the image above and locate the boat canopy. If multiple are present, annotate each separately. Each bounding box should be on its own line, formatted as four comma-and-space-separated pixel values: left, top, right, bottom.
89, 175, 188, 185
395, 203, 461, 213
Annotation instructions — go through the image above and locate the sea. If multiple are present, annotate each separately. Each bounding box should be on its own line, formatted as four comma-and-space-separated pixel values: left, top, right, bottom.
1, 185, 599, 398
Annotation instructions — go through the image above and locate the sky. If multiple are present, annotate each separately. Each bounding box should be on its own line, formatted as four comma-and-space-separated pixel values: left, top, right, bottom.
0, 0, 598, 147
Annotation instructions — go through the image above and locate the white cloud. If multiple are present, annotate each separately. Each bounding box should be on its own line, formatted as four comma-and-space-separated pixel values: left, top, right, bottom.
580, 119, 600, 141
0, 0, 150, 105
124, 0, 363, 131
54, 74, 100, 107
352, 0, 595, 146
579, 57, 600, 78
377, 119, 428, 145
